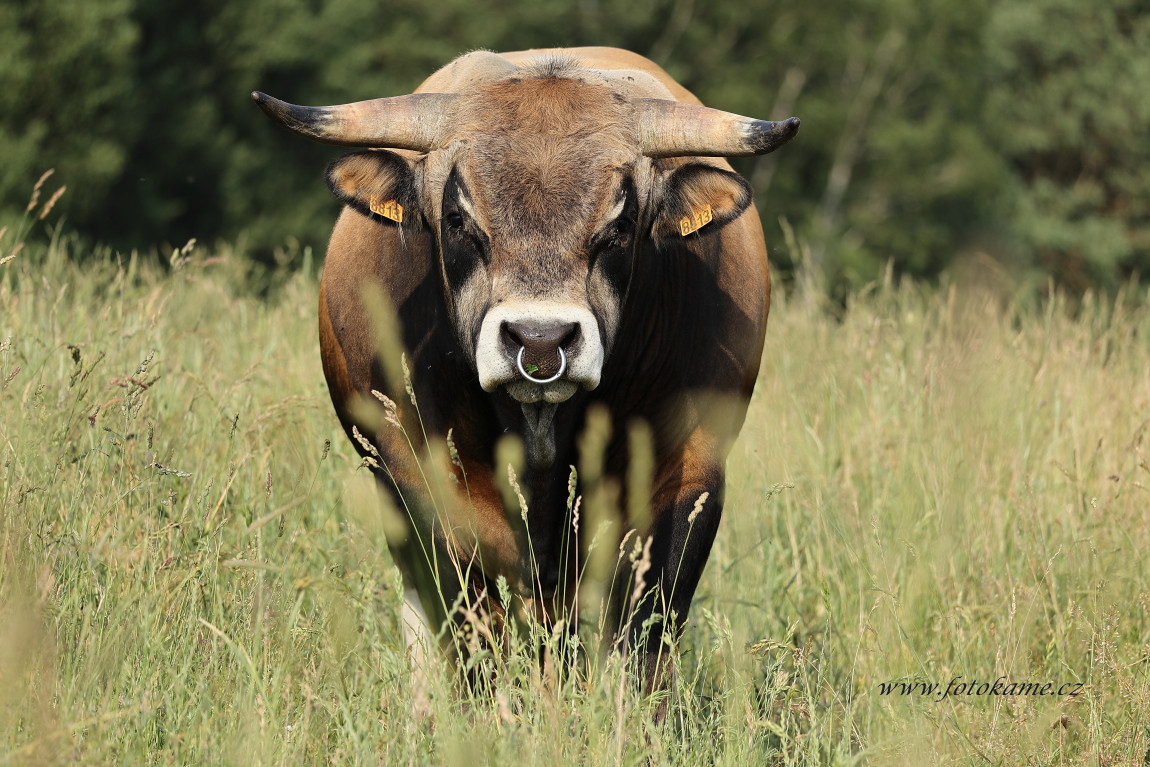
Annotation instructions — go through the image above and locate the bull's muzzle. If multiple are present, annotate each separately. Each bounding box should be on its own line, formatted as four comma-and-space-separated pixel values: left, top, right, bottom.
475, 305, 602, 399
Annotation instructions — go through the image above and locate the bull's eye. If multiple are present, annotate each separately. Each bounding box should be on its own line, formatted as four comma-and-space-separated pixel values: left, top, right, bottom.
440, 204, 488, 290
614, 216, 636, 247
597, 216, 635, 253
589, 213, 637, 300
443, 211, 464, 231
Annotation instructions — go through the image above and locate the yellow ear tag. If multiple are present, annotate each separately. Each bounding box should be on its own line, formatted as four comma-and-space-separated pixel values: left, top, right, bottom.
679, 204, 713, 236
369, 195, 404, 223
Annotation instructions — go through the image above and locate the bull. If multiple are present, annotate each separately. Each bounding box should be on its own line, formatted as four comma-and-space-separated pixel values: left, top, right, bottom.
253, 46, 798, 700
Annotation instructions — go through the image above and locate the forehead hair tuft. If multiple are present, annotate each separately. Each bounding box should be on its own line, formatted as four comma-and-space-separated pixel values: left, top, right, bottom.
519, 55, 583, 80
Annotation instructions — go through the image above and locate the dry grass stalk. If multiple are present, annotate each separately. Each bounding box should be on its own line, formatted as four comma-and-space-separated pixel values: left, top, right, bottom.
26, 169, 54, 213
38, 186, 67, 220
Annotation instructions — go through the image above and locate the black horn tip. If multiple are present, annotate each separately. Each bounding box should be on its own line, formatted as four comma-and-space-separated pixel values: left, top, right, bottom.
251, 91, 286, 117
744, 116, 801, 155
249, 91, 324, 140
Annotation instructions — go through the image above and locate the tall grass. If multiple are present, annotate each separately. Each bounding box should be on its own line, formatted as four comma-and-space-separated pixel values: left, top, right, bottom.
2, 216, 1148, 764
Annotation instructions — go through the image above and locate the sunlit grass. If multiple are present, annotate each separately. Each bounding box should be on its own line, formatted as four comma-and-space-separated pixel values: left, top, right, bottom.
2, 222, 1148, 764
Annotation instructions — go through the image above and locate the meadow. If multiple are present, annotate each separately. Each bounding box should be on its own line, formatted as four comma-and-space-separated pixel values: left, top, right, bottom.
2, 217, 1149, 764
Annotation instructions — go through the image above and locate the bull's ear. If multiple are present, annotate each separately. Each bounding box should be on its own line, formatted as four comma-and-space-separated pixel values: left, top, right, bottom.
326, 150, 420, 227
653, 162, 753, 239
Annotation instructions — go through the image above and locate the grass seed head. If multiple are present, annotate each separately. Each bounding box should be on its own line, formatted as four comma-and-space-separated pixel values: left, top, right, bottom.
628, 536, 653, 612
26, 169, 54, 212
38, 185, 67, 220
351, 425, 382, 460
372, 389, 402, 428
507, 462, 529, 523
688, 491, 709, 525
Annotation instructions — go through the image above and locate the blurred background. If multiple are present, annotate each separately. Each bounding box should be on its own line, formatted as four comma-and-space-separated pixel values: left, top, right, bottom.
2, 0, 1147, 296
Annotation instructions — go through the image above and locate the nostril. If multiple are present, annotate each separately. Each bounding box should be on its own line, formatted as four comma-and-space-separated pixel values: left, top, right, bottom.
501, 322, 526, 349
559, 323, 578, 350
504, 322, 577, 352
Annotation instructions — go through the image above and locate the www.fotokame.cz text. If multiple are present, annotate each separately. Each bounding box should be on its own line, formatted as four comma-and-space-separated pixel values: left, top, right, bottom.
877, 676, 1083, 702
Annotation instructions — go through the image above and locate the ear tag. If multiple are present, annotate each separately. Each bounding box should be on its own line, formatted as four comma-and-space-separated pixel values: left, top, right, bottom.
679, 204, 713, 236
369, 195, 404, 223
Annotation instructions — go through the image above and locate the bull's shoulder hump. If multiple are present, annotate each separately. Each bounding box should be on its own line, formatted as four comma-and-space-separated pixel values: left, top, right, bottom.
501, 46, 657, 74
414, 49, 520, 94
413, 47, 702, 104
505, 47, 701, 104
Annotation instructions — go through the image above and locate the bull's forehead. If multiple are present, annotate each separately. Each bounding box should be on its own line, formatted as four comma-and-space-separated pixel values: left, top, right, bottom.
455, 73, 636, 141
470, 135, 629, 234
449, 75, 638, 243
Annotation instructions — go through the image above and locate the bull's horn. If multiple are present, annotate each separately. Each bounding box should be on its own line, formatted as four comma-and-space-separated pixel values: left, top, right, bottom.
634, 99, 799, 158
251, 91, 458, 151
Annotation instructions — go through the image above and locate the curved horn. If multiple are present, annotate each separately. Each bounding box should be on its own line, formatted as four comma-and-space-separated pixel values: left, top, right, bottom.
251, 91, 458, 151
634, 99, 800, 158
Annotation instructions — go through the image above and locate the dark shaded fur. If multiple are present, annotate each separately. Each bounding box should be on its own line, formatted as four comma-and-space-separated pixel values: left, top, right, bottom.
439, 168, 489, 292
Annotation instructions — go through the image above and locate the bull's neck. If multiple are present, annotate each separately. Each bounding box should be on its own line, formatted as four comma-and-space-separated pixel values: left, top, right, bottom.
492, 392, 585, 477
492, 391, 583, 578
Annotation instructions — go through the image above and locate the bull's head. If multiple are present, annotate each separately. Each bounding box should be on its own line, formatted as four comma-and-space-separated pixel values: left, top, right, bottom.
254, 59, 797, 449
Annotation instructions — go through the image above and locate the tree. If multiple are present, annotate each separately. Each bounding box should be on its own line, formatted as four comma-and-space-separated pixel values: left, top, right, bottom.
985, 0, 1150, 289
0, 0, 138, 235
3, 0, 1146, 294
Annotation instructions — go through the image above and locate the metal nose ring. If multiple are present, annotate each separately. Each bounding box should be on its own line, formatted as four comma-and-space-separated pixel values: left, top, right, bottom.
516, 346, 566, 384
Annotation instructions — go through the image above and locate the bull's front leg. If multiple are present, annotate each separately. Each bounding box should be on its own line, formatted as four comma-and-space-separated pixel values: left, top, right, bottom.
616, 463, 726, 703
375, 464, 534, 713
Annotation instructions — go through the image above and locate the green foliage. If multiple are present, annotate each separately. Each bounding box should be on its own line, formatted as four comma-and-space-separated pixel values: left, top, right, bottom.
986, 0, 1150, 289
0, 0, 137, 232
672, 0, 1010, 289
1, 0, 1148, 290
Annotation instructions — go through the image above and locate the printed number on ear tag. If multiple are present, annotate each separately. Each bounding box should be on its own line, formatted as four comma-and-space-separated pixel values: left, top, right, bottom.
679, 204, 713, 237
369, 195, 404, 223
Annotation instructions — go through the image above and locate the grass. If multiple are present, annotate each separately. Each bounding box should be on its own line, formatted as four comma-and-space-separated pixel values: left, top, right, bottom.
2, 219, 1149, 764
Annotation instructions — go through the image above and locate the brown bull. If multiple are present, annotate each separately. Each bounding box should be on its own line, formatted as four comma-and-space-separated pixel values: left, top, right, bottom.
253, 47, 798, 696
